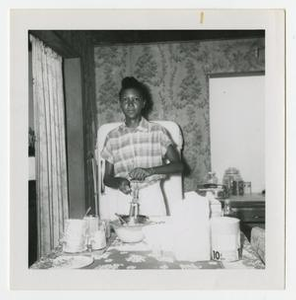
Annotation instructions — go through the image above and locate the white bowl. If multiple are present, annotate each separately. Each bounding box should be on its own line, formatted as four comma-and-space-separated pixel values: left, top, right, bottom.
114, 224, 144, 243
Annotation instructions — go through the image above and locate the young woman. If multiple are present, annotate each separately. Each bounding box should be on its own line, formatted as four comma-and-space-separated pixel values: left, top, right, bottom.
101, 77, 183, 217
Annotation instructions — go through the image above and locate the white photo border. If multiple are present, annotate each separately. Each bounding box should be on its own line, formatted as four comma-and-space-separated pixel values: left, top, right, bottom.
10, 9, 285, 290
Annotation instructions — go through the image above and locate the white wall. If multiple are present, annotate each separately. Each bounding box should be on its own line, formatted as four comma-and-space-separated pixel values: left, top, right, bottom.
209, 75, 265, 193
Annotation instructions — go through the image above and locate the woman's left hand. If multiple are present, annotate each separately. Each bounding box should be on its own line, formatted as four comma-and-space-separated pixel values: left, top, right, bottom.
129, 168, 153, 181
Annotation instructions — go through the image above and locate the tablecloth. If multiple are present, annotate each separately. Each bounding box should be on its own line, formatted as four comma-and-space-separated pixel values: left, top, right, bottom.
251, 226, 265, 264
30, 231, 265, 270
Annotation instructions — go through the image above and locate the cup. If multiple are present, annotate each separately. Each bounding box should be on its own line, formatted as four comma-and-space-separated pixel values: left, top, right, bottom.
90, 229, 106, 250
63, 219, 87, 253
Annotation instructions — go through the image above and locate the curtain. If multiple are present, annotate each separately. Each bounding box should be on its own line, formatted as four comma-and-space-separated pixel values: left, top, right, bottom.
30, 35, 69, 258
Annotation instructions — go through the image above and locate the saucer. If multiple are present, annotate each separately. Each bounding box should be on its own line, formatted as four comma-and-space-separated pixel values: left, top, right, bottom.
51, 255, 94, 269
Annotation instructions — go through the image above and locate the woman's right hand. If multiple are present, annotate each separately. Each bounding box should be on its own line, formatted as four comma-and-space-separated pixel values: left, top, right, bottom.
103, 161, 132, 195
118, 178, 131, 195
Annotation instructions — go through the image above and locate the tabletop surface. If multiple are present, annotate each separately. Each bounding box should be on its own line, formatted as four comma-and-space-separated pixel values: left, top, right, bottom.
31, 229, 265, 270
227, 193, 265, 202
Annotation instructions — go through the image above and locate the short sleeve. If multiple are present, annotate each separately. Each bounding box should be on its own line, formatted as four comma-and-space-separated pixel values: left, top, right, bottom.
101, 135, 114, 164
159, 126, 173, 157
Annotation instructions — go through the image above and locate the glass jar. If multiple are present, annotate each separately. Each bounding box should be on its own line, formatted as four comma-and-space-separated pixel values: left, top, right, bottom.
223, 199, 232, 216
205, 172, 218, 184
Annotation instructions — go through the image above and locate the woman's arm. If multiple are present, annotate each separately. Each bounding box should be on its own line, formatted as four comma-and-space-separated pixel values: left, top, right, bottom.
103, 160, 131, 194
150, 144, 183, 174
128, 145, 184, 181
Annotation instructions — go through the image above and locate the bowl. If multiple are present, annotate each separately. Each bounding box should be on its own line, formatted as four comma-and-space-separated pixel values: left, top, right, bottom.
113, 223, 145, 243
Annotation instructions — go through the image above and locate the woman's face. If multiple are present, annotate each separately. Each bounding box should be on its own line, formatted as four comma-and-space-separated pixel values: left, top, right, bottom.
120, 88, 145, 120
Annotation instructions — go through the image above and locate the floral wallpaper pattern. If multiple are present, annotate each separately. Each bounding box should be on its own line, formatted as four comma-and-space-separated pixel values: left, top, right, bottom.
94, 38, 265, 192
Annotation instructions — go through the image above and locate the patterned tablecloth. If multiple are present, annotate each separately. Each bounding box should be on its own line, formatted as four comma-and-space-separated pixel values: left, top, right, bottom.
250, 226, 265, 264
31, 231, 265, 270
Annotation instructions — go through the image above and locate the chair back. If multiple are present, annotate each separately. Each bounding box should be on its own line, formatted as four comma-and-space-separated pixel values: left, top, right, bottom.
95, 121, 184, 218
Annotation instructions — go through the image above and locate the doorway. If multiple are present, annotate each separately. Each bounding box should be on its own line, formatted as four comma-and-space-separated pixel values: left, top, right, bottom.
209, 75, 265, 193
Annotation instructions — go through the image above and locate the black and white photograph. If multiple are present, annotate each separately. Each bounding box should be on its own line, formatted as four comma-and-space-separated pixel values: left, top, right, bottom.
9, 9, 286, 290
28, 29, 266, 271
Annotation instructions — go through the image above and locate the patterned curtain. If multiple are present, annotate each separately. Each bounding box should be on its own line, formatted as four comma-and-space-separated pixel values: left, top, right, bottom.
30, 35, 69, 258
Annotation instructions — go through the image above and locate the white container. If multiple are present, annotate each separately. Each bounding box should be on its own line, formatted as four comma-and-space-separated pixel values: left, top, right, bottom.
114, 225, 144, 243
210, 200, 222, 218
90, 229, 106, 250
63, 219, 87, 253
207, 191, 222, 218
64, 219, 87, 236
210, 217, 241, 262
83, 216, 99, 237
172, 224, 211, 262
169, 192, 211, 261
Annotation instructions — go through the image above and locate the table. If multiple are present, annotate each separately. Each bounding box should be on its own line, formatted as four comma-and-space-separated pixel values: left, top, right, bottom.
31, 232, 265, 270
220, 194, 265, 240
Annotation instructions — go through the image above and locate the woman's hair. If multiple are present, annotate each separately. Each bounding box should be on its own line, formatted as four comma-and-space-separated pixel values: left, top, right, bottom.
119, 76, 153, 117
119, 76, 146, 99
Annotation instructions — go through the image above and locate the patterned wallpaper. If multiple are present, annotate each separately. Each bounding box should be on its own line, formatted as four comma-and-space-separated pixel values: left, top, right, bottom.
95, 38, 265, 192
